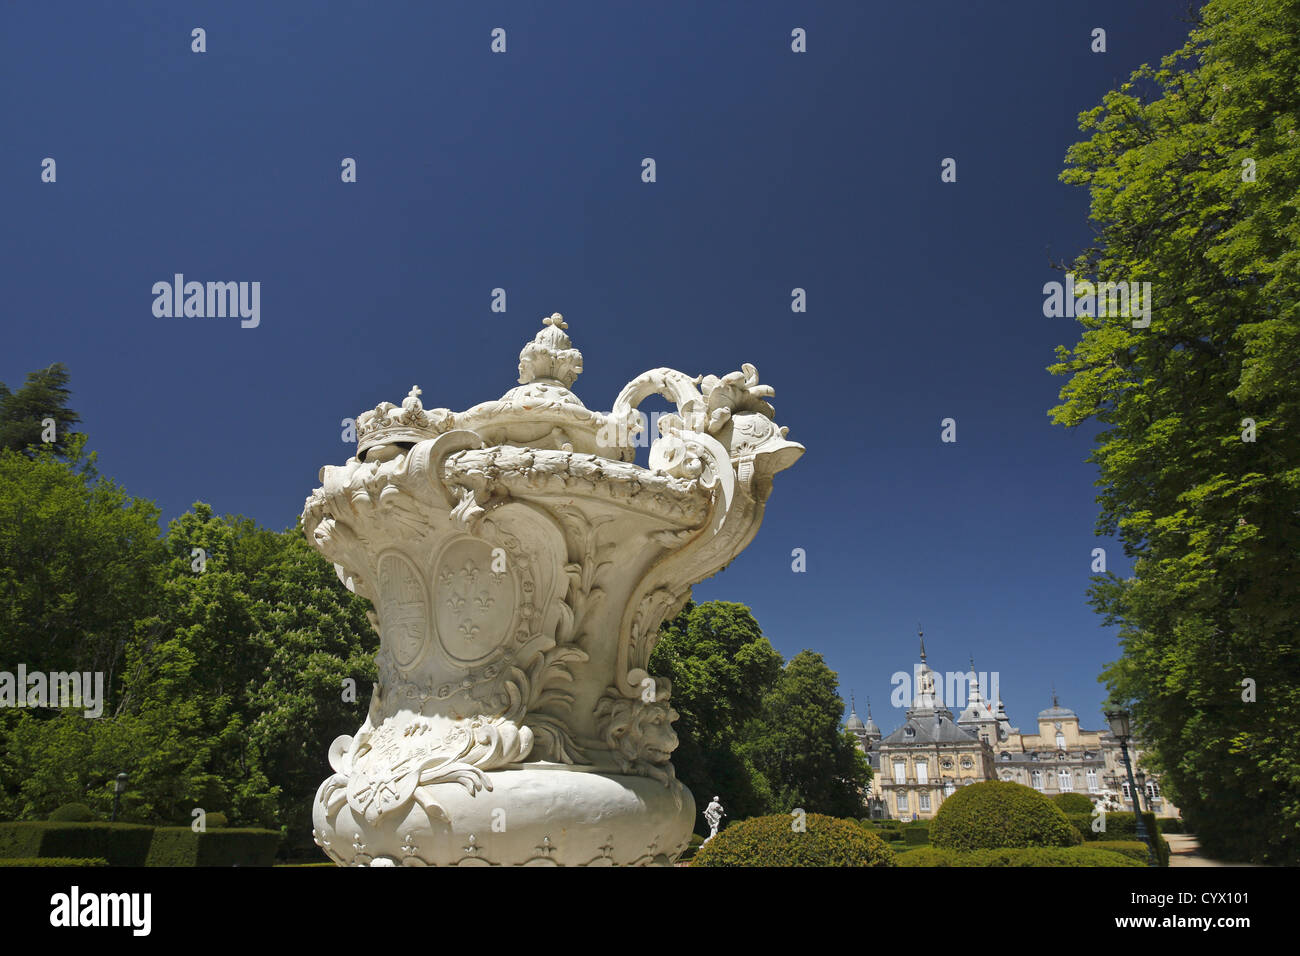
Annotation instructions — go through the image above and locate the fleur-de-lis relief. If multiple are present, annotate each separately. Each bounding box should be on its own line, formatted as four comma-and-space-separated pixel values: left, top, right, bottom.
463, 834, 480, 857
446, 593, 467, 612
474, 590, 495, 611
599, 836, 615, 859
535, 836, 555, 858
401, 834, 419, 856
458, 620, 481, 639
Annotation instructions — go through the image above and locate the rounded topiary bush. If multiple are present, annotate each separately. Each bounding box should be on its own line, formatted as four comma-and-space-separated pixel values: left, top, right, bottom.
930, 781, 1082, 851
48, 803, 95, 822
1051, 792, 1095, 814
691, 813, 896, 867
204, 812, 228, 829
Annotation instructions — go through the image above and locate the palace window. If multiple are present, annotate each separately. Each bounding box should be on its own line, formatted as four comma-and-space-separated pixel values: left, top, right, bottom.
944, 779, 955, 796
1146, 781, 1161, 800
919, 792, 931, 812
897, 792, 909, 813
1121, 781, 1132, 801
916, 761, 929, 785
1031, 770, 1043, 790
893, 761, 907, 785
1058, 770, 1072, 792
1056, 732, 1066, 750
1086, 770, 1099, 793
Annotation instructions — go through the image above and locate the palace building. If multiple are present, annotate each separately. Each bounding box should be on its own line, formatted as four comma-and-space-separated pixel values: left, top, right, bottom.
847, 640, 1179, 821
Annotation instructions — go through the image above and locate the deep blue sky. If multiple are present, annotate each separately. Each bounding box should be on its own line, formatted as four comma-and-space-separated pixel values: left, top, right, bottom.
1, 2, 1195, 737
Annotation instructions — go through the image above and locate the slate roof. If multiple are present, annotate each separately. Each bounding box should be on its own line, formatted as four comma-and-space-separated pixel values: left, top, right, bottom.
880, 713, 978, 746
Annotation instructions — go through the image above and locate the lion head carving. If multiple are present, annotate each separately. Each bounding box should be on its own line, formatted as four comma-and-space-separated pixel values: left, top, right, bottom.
595, 681, 680, 788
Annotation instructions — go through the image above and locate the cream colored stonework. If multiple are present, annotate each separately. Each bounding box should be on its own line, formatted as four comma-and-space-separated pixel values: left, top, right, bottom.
303, 315, 803, 865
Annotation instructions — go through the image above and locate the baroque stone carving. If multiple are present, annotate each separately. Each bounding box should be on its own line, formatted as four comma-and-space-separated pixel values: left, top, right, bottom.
303, 313, 802, 866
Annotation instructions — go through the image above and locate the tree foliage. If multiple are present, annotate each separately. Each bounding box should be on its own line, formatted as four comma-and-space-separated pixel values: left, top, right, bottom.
0, 380, 376, 846
0, 364, 82, 459
1050, 0, 1300, 863
650, 602, 871, 828
740, 650, 873, 819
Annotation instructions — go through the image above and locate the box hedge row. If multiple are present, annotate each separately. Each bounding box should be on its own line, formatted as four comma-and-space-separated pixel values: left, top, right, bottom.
0, 857, 109, 867
0, 822, 281, 866
897, 845, 1144, 867
1064, 812, 1170, 866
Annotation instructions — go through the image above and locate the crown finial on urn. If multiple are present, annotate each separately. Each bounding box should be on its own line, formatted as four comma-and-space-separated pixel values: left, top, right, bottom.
519, 313, 583, 388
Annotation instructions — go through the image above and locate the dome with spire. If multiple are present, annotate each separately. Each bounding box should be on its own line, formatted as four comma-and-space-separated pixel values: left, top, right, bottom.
846, 710, 866, 732
1037, 689, 1077, 721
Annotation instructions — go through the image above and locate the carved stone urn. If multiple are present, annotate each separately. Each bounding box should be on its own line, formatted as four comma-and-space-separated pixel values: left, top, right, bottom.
303, 313, 802, 866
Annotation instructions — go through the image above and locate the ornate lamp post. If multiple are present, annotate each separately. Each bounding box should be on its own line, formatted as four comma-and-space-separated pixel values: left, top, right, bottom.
111, 772, 128, 823
1105, 709, 1155, 866
303, 314, 803, 866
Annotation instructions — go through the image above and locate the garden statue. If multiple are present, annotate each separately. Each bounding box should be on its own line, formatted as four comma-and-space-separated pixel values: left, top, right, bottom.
703, 796, 725, 843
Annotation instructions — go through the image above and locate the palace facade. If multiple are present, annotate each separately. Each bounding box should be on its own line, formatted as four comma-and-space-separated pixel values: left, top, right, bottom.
846, 641, 1179, 821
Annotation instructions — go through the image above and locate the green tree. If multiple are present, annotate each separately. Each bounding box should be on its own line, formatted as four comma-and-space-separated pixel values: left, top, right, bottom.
650, 601, 782, 826
1, 495, 376, 840
120, 505, 375, 833
0, 440, 164, 689
739, 650, 872, 818
1050, 0, 1300, 863
650, 601, 870, 827
0, 363, 82, 458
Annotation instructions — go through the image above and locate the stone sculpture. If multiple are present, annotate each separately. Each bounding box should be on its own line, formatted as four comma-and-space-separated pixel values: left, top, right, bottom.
703, 796, 725, 843
303, 313, 802, 865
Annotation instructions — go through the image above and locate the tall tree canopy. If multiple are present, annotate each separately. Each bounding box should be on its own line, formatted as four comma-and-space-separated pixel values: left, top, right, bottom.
1050, 0, 1300, 863
650, 601, 870, 829
740, 650, 873, 819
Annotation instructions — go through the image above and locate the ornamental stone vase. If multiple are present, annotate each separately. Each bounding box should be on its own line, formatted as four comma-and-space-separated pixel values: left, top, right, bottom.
303, 314, 803, 866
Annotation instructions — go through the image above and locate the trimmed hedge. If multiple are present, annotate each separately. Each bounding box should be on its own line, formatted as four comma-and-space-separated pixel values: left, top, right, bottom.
930, 781, 1082, 851
0, 822, 282, 867
0, 823, 155, 866
1051, 793, 1095, 814
1090, 841, 1152, 864
897, 845, 1143, 867
145, 827, 281, 867
48, 804, 96, 822
903, 827, 929, 845
0, 857, 109, 867
1065, 811, 1170, 866
1156, 817, 1188, 834
691, 813, 897, 867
